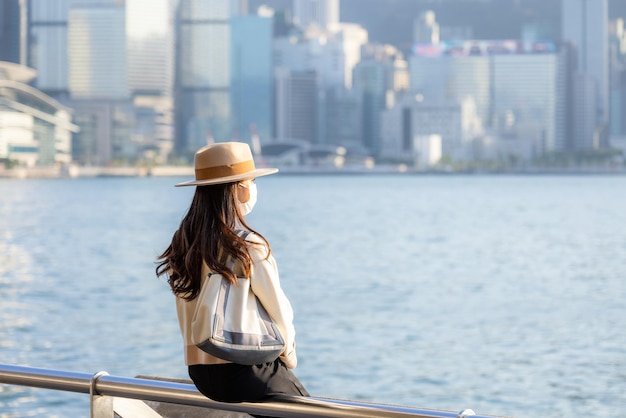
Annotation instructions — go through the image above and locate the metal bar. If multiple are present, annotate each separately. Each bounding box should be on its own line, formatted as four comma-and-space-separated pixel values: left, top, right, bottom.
0, 363, 93, 393
0, 364, 503, 418
90, 371, 113, 418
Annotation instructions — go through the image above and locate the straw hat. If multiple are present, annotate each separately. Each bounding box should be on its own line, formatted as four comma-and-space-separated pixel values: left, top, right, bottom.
175, 142, 278, 187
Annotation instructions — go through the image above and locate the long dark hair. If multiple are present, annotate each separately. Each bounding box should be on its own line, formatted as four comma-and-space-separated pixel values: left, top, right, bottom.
156, 182, 270, 300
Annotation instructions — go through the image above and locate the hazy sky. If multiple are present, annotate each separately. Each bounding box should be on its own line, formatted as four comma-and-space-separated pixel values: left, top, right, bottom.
122, 0, 626, 46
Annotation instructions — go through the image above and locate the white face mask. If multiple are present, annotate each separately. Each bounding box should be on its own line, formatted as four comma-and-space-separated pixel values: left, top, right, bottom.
238, 181, 257, 216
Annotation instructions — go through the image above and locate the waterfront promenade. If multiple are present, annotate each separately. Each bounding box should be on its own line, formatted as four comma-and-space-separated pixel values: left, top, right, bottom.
2, 164, 626, 179
0, 165, 195, 179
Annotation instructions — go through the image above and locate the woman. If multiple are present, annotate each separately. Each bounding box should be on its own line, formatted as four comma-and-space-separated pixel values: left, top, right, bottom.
156, 142, 309, 405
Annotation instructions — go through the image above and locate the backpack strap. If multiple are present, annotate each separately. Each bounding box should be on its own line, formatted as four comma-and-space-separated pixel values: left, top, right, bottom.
235, 229, 251, 240
221, 230, 251, 271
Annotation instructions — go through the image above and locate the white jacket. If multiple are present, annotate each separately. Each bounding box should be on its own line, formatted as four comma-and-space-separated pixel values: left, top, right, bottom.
175, 233, 298, 368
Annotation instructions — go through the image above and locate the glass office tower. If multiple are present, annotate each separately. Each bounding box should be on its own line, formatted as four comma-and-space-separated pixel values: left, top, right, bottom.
174, 0, 231, 156
562, 0, 609, 148
127, 0, 173, 96
28, 0, 71, 97
410, 52, 491, 128
493, 53, 561, 152
0, 0, 22, 64
230, 14, 272, 147
68, 0, 128, 99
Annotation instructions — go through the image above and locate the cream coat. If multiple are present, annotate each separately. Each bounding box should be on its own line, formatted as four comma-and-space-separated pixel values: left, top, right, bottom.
176, 233, 298, 369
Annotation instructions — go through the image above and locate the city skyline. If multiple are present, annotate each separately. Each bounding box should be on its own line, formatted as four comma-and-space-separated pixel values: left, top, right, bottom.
1, 0, 625, 172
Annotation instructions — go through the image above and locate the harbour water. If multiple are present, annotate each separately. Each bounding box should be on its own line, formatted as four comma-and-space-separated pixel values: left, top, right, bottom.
0, 174, 625, 417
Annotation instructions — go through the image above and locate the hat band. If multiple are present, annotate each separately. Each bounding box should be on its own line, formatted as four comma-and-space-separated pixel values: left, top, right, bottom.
195, 159, 255, 181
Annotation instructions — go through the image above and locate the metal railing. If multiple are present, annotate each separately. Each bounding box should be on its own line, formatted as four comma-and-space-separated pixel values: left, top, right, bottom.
0, 363, 505, 418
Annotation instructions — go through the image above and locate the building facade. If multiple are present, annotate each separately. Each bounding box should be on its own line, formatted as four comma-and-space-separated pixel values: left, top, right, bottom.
354, 44, 407, 156
492, 52, 561, 153
0, 62, 78, 166
274, 68, 318, 144
413, 10, 439, 44
273, 24, 367, 90
68, 0, 128, 99
231, 14, 273, 147
0, 0, 22, 64
609, 18, 626, 138
127, 0, 174, 96
410, 40, 564, 156
174, 0, 231, 157
562, 0, 609, 148
410, 48, 490, 128
28, 0, 71, 97
318, 86, 360, 150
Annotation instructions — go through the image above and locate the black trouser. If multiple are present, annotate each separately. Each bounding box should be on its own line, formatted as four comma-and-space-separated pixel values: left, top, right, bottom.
189, 360, 309, 416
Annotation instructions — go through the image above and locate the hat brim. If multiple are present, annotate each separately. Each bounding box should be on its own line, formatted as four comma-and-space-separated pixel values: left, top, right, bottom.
175, 167, 279, 187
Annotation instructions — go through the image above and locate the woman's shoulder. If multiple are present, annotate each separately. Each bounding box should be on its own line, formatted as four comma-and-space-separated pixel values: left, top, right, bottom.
239, 230, 271, 258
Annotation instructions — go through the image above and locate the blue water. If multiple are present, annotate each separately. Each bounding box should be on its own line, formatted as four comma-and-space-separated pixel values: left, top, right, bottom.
0, 175, 625, 417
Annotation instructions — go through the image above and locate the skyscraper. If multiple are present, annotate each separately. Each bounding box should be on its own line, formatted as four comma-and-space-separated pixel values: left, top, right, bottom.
28, 0, 71, 97
318, 86, 360, 150
562, 0, 609, 149
274, 68, 318, 144
410, 40, 564, 157
292, 0, 339, 30
68, 0, 128, 99
609, 18, 626, 137
492, 52, 562, 153
352, 44, 409, 156
273, 23, 367, 89
0, 0, 22, 64
66, 0, 133, 166
231, 14, 273, 147
413, 10, 439, 44
174, 0, 231, 156
126, 0, 173, 96
410, 51, 491, 129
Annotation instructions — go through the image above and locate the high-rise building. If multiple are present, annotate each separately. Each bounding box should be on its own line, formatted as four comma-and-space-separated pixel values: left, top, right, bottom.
562, 0, 609, 148
174, 0, 231, 157
65, 0, 135, 166
380, 94, 468, 166
126, 0, 175, 164
273, 23, 367, 90
609, 18, 626, 137
410, 47, 491, 129
28, 0, 71, 97
413, 10, 439, 44
410, 40, 564, 157
127, 0, 173, 96
492, 52, 562, 153
318, 86, 360, 150
274, 68, 318, 144
68, 0, 128, 99
351, 44, 408, 156
0, 0, 22, 64
231, 14, 273, 148
273, 22, 365, 148
353, 49, 388, 155
292, 0, 339, 30
27, 0, 171, 165
329, 23, 368, 88
30, 0, 130, 99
